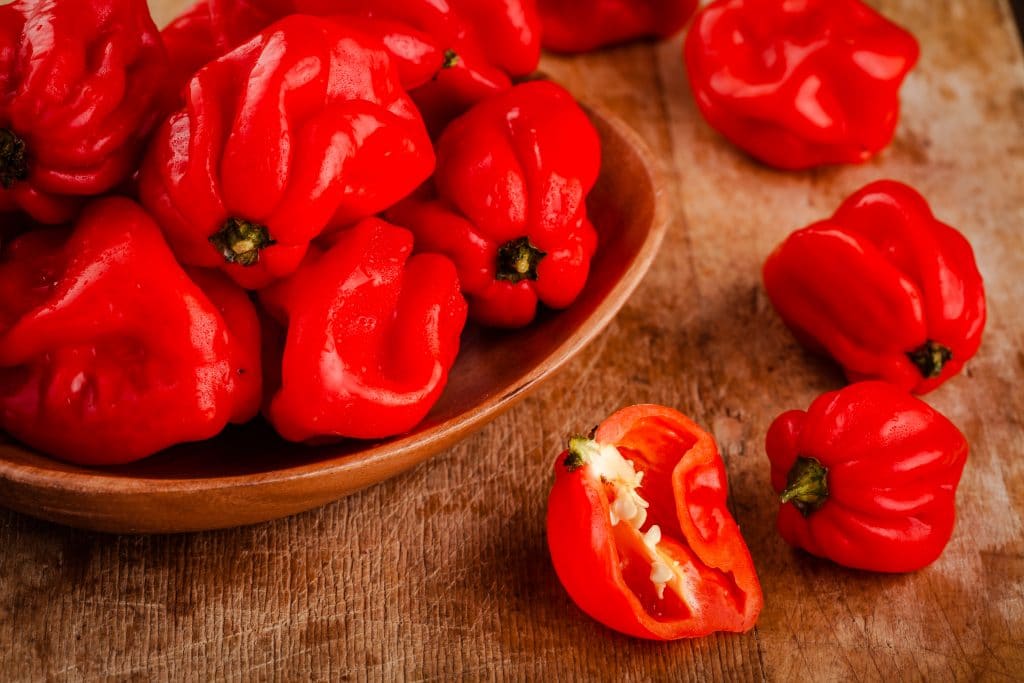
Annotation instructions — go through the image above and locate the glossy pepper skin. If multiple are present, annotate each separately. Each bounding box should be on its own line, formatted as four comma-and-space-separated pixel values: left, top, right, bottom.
538, 0, 697, 53
139, 15, 434, 290
684, 0, 919, 170
208, 0, 449, 92
767, 382, 969, 573
160, 0, 224, 105
547, 405, 763, 639
0, 198, 261, 466
446, 0, 540, 77
388, 81, 600, 328
0, 0, 169, 224
764, 180, 986, 394
209, 0, 540, 133
259, 218, 467, 443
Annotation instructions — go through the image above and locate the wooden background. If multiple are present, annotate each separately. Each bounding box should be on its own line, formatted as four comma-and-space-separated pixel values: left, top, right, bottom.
2, 0, 1023, 679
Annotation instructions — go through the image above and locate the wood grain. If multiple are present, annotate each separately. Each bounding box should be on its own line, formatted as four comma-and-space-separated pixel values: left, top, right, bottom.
2, 0, 1023, 679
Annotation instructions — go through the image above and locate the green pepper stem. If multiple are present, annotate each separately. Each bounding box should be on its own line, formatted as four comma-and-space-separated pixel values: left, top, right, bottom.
209, 218, 275, 267
563, 435, 596, 472
0, 129, 28, 189
907, 340, 953, 379
780, 456, 829, 517
496, 237, 546, 284
442, 49, 460, 69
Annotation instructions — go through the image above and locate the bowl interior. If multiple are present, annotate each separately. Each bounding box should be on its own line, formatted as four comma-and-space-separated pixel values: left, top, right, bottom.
0, 107, 664, 532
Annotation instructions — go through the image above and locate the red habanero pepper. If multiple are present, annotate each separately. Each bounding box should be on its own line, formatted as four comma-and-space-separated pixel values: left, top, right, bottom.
547, 405, 763, 640
538, 0, 697, 53
208, 0, 449, 92
259, 218, 467, 443
0, 0, 169, 224
163, 0, 445, 107
209, 0, 525, 133
139, 15, 434, 290
187, 268, 263, 424
160, 0, 226, 105
387, 81, 600, 328
767, 382, 969, 573
763, 180, 986, 394
684, 0, 919, 170
404, 0, 540, 130
445, 0, 541, 77
0, 198, 261, 466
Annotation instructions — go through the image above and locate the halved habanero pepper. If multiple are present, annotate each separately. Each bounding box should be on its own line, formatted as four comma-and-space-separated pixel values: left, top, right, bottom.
139, 15, 434, 290
388, 81, 600, 328
763, 180, 986, 394
0, 198, 261, 466
259, 218, 467, 443
538, 0, 697, 53
547, 405, 763, 639
684, 0, 919, 169
0, 0, 169, 223
767, 382, 969, 573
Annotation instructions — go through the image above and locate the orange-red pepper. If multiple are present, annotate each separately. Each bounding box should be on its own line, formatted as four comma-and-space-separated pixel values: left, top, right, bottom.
547, 405, 763, 639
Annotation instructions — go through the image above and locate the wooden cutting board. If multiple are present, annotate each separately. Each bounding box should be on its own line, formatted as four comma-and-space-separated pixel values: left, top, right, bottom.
2, 0, 1022, 679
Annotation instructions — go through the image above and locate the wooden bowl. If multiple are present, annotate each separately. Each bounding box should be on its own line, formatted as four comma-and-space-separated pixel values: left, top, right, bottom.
0, 106, 666, 533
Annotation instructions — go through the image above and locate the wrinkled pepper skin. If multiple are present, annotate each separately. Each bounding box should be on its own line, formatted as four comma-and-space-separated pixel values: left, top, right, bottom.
259, 218, 467, 442
767, 382, 969, 573
547, 405, 763, 639
764, 180, 986, 394
388, 81, 600, 328
0, 198, 261, 466
684, 0, 919, 169
139, 15, 434, 290
209, 0, 441, 86
208, 0, 448, 91
0, 0, 169, 224
539, 0, 697, 53
209, 0, 539, 133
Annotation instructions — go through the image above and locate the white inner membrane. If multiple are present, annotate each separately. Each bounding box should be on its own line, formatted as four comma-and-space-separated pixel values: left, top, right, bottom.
576, 439, 695, 604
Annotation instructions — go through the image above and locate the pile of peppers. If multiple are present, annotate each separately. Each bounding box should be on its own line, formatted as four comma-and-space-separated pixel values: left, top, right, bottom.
0, 0, 991, 647
0, 0, 601, 466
